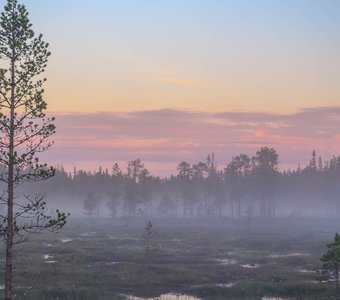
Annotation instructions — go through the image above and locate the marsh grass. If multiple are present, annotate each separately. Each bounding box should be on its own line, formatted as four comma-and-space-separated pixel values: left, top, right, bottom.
0, 217, 338, 299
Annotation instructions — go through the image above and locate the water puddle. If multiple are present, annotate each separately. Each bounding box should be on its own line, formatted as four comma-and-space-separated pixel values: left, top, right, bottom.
297, 269, 316, 273
306, 280, 321, 284
215, 282, 235, 288
61, 238, 74, 243
241, 263, 260, 269
270, 253, 309, 258
171, 239, 181, 242
192, 282, 235, 289
43, 254, 57, 264
80, 232, 96, 237
87, 261, 119, 267
17, 286, 32, 290
126, 293, 201, 300
217, 258, 238, 265
45, 260, 58, 264
107, 235, 119, 240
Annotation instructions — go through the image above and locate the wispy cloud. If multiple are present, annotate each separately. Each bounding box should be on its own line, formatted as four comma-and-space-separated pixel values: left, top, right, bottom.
42, 107, 340, 175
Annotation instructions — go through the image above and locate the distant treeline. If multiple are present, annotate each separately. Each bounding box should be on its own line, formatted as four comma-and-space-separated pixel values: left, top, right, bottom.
28, 147, 340, 218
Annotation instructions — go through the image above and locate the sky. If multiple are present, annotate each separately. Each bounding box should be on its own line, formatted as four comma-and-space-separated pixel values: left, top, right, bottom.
15, 0, 340, 176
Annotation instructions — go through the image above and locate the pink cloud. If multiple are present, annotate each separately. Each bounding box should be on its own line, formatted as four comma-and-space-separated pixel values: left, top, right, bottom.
39, 107, 340, 176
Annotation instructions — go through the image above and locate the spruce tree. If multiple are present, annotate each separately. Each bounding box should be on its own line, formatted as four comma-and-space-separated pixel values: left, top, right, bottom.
321, 233, 340, 291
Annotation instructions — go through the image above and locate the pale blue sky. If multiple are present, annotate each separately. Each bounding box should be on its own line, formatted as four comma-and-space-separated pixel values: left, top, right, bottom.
18, 0, 340, 113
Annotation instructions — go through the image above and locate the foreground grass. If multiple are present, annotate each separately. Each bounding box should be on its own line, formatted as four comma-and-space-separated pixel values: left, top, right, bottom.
0, 217, 339, 299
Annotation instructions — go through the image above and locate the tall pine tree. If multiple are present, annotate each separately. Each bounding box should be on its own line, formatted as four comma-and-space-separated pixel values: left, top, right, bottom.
0, 1, 68, 298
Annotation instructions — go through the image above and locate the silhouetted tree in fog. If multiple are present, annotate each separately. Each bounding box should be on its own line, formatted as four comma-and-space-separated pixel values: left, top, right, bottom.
177, 161, 195, 217
158, 194, 176, 217
107, 163, 123, 217
139, 168, 153, 216
251, 147, 278, 217
124, 159, 144, 216
83, 191, 99, 217
225, 154, 251, 218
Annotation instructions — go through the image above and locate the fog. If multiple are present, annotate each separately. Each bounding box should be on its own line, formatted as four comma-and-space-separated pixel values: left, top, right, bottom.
20, 147, 340, 220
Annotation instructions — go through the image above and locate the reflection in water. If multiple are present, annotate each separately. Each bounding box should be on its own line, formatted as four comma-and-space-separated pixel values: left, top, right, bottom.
127, 293, 201, 300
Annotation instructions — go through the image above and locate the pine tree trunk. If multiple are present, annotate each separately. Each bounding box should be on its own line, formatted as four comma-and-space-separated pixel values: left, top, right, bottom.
5, 166, 13, 300
5, 56, 15, 300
